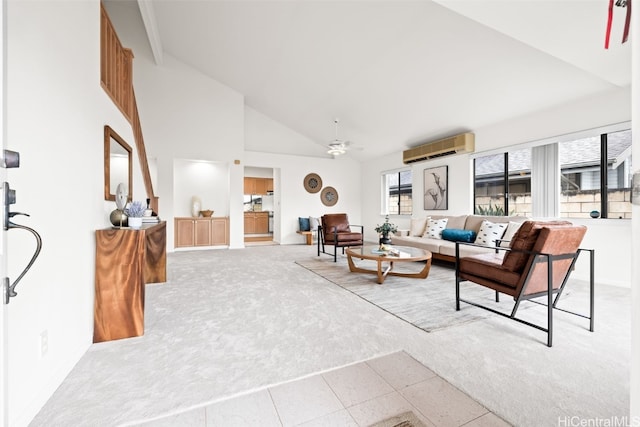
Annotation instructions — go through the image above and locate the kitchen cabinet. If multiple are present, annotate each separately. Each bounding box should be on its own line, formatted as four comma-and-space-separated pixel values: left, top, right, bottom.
244, 177, 273, 195
244, 177, 256, 195
174, 217, 229, 248
244, 211, 269, 234
254, 178, 269, 195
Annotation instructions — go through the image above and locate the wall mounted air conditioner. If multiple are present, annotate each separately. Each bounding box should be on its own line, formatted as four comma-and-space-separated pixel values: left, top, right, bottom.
402, 132, 475, 164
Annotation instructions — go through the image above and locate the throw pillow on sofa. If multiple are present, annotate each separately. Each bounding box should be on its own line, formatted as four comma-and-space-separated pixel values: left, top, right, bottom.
474, 220, 507, 246
410, 217, 429, 236
442, 228, 477, 243
425, 218, 448, 239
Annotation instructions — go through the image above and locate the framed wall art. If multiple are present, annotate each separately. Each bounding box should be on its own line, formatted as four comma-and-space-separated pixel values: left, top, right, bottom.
424, 166, 448, 210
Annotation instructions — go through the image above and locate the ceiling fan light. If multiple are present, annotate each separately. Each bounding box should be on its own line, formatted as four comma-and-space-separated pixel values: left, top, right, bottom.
327, 146, 346, 155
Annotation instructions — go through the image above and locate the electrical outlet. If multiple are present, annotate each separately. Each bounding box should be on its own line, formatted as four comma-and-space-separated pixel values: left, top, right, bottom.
40, 330, 48, 357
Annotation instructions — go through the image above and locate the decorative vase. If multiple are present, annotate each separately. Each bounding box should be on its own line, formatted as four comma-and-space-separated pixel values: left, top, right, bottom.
110, 209, 128, 228
115, 183, 128, 210
379, 234, 391, 245
128, 217, 143, 229
191, 196, 202, 217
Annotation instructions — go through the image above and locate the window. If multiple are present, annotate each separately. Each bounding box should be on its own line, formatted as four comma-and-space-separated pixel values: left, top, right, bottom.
383, 170, 412, 215
473, 148, 530, 216
606, 129, 632, 219
473, 125, 631, 219
560, 129, 632, 219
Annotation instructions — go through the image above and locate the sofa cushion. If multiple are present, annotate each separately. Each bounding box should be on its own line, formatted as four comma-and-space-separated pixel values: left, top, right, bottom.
425, 218, 448, 239
322, 213, 352, 233
391, 235, 443, 253
499, 221, 523, 248
331, 232, 363, 244
458, 252, 521, 289
474, 220, 507, 246
410, 217, 429, 236
440, 242, 497, 258
299, 217, 311, 231
502, 220, 573, 273
464, 215, 525, 233
440, 215, 467, 230
442, 228, 477, 243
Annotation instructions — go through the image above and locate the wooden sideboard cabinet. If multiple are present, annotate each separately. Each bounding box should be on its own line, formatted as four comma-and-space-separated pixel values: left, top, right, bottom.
93, 222, 166, 343
174, 217, 229, 248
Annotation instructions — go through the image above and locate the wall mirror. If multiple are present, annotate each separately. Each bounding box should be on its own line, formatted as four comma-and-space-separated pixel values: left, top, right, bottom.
104, 125, 133, 203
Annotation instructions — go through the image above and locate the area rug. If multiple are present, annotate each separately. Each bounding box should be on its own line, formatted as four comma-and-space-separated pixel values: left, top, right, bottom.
295, 256, 504, 332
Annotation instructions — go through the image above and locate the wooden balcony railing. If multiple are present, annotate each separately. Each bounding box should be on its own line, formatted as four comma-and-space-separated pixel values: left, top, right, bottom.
101, 3, 158, 213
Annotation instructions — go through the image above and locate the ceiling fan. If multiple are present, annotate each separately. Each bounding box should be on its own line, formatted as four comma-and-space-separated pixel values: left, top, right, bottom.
327, 118, 352, 156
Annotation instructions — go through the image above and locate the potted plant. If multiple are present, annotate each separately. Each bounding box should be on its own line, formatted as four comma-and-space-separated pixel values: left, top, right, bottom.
125, 200, 146, 229
374, 215, 398, 244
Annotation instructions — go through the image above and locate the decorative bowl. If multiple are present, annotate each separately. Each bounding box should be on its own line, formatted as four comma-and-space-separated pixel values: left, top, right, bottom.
200, 209, 214, 217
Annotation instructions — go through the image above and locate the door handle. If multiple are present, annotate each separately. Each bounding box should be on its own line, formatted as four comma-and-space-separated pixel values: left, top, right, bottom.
2, 150, 43, 303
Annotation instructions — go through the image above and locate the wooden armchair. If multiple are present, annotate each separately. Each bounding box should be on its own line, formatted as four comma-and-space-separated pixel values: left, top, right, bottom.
455, 220, 594, 347
318, 213, 363, 262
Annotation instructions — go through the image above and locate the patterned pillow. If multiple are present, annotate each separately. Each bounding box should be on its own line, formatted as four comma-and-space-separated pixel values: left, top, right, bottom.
425, 218, 448, 239
474, 220, 507, 246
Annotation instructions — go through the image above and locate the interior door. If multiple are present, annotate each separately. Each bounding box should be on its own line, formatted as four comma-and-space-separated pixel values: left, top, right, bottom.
1, 1, 8, 424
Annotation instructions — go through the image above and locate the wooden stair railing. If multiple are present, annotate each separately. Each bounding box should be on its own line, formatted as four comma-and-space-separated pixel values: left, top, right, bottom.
100, 3, 158, 214
132, 91, 158, 213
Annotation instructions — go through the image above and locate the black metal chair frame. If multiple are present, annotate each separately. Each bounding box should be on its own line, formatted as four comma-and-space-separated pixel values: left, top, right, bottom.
455, 242, 595, 347
317, 224, 364, 262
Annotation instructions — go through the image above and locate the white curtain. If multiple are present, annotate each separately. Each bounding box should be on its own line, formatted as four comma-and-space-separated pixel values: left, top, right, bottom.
531, 144, 559, 218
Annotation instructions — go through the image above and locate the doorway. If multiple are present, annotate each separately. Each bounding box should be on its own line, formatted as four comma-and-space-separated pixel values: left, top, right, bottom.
244, 166, 277, 245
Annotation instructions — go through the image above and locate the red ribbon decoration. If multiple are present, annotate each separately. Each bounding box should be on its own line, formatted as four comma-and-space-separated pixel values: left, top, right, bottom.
605, 0, 614, 49
606, 0, 632, 49
622, 0, 632, 43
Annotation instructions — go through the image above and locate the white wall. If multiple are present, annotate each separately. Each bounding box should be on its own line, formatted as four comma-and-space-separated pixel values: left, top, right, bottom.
5, 1, 141, 425
134, 52, 245, 249
244, 166, 273, 179
173, 159, 230, 218
362, 88, 632, 287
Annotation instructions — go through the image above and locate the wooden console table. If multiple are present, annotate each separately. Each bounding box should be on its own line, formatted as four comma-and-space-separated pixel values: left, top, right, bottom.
93, 222, 166, 343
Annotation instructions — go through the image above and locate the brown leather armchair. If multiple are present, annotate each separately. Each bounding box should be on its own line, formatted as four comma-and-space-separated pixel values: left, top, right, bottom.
318, 213, 363, 262
455, 220, 594, 347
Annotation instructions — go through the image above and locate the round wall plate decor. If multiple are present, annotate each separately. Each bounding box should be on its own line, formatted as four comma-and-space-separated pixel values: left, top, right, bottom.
303, 173, 323, 193
320, 186, 339, 206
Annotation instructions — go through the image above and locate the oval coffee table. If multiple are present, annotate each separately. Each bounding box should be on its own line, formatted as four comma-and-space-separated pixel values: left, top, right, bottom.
345, 245, 432, 284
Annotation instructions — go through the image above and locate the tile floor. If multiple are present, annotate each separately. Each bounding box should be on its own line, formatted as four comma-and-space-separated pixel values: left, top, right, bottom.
133, 351, 510, 427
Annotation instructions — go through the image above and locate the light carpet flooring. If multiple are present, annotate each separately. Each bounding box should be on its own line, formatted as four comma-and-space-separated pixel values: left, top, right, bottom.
30, 245, 630, 426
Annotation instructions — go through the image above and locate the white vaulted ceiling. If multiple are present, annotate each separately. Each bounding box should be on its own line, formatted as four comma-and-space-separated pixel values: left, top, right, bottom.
135, 0, 631, 161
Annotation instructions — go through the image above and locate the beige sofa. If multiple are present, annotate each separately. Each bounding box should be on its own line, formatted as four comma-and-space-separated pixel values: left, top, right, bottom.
391, 214, 528, 263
